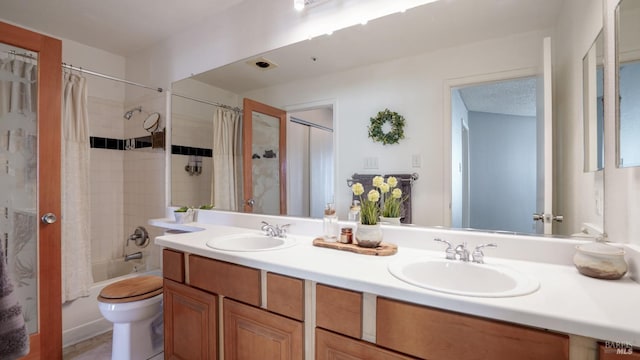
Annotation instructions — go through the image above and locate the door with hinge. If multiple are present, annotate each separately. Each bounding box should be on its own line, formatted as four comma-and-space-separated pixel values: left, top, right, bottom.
242, 98, 287, 214
0, 22, 62, 359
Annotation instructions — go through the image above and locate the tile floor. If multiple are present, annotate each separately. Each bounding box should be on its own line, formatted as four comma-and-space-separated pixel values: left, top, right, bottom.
62, 331, 163, 360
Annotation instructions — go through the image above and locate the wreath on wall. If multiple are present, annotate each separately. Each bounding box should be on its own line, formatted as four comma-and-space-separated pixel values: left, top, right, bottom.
368, 108, 406, 145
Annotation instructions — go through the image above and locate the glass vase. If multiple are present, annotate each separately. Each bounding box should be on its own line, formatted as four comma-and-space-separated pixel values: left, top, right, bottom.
355, 223, 383, 248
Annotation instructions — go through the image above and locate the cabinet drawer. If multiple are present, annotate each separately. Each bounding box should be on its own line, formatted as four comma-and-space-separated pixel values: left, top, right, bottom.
377, 297, 569, 360
163, 249, 184, 283
189, 255, 261, 306
316, 328, 414, 360
266, 272, 304, 321
316, 284, 362, 339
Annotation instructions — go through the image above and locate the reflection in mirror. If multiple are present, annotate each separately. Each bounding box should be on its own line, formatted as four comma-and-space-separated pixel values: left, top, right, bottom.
451, 77, 538, 234
583, 30, 604, 172
617, 0, 640, 168
242, 97, 287, 215
170, 0, 603, 237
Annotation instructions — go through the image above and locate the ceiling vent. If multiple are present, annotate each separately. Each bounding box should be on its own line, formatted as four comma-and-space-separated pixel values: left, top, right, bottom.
247, 57, 279, 71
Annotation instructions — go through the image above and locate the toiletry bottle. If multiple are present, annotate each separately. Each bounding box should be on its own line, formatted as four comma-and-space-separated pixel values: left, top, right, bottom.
348, 200, 361, 222
323, 203, 338, 242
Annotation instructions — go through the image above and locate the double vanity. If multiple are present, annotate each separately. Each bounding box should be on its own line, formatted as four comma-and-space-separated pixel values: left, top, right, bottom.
152, 210, 640, 359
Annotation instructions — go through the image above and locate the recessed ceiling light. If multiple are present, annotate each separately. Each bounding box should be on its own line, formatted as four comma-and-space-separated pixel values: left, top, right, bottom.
246, 57, 279, 71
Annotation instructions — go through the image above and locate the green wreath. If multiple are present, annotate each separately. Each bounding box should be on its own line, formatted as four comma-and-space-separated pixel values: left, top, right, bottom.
368, 108, 406, 145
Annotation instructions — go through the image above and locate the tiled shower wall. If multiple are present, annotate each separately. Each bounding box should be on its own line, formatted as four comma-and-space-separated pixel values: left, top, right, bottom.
123, 93, 165, 271
88, 96, 124, 264
88, 91, 165, 272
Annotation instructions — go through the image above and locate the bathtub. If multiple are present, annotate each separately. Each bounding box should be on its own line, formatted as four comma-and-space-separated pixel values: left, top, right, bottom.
62, 257, 160, 347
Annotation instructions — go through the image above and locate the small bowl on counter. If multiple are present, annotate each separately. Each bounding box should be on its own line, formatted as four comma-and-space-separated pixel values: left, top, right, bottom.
573, 242, 628, 280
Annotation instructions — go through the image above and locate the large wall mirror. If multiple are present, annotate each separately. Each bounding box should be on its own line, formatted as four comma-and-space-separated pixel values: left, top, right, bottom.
170, 0, 604, 237
583, 30, 605, 172
617, 0, 640, 168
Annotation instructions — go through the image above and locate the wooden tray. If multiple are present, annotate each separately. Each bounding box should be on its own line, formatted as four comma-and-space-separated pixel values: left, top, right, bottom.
313, 238, 397, 256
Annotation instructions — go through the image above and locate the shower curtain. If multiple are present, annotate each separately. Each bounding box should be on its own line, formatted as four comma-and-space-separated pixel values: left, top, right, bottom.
61, 73, 93, 303
212, 108, 242, 211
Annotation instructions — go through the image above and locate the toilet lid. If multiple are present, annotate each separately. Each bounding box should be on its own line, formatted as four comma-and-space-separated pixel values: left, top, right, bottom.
98, 275, 163, 303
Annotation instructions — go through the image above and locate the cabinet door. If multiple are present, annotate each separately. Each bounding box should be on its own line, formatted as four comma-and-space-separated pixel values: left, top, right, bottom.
224, 298, 303, 360
316, 328, 414, 360
164, 279, 218, 360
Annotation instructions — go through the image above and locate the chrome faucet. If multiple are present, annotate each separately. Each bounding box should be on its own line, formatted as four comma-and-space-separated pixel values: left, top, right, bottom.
433, 238, 456, 260
261, 221, 290, 238
454, 242, 470, 262
435, 239, 497, 263
124, 251, 143, 261
471, 243, 498, 264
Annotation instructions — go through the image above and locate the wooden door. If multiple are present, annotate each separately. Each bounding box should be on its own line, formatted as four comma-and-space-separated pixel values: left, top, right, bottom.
242, 98, 287, 214
164, 279, 218, 360
223, 298, 303, 360
0, 21, 62, 359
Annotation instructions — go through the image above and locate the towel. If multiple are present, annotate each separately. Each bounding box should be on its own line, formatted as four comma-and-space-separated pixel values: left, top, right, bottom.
0, 247, 30, 359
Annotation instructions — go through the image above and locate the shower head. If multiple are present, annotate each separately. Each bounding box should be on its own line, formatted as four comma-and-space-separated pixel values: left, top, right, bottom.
123, 106, 142, 120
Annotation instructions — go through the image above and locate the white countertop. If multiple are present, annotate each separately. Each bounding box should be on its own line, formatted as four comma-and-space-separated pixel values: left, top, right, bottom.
153, 218, 640, 347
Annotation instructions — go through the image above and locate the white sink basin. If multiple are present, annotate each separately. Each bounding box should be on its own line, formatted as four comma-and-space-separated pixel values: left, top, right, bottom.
388, 258, 539, 297
206, 233, 296, 252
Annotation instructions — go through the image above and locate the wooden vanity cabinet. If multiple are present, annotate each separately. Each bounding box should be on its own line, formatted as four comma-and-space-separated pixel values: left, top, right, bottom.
162, 250, 304, 360
163, 279, 217, 360
376, 297, 569, 360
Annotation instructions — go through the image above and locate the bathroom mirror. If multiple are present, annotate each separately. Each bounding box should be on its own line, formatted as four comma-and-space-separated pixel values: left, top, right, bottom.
583, 30, 605, 172
616, 0, 640, 168
170, 0, 603, 237
143, 112, 160, 133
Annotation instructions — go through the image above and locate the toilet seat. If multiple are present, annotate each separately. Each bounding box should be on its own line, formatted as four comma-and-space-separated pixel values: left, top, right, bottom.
98, 275, 163, 303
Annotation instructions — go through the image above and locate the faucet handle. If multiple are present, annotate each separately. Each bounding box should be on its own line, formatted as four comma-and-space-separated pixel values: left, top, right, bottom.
434, 238, 456, 260
277, 224, 291, 238
472, 243, 497, 264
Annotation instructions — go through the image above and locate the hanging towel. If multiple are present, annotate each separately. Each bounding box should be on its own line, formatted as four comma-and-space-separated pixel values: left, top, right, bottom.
0, 247, 30, 359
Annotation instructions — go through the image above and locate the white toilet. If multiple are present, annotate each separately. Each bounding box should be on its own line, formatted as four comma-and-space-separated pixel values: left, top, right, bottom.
98, 275, 164, 360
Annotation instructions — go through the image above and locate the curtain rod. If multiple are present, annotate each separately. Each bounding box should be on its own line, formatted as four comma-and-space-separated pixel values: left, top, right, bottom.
3, 52, 164, 93
171, 92, 242, 113
62, 63, 163, 93
290, 116, 333, 132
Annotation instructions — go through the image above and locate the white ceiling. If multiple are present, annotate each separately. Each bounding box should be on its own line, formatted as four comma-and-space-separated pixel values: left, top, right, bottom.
1, 0, 560, 115
0, 0, 243, 56
458, 77, 538, 117
189, 0, 560, 116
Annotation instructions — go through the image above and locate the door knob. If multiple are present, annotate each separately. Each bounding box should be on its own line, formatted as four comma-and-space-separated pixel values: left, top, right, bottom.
532, 213, 564, 223
246, 199, 255, 207
41, 213, 57, 224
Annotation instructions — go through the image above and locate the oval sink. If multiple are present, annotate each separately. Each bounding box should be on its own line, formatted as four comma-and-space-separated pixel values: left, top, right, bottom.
388, 258, 539, 297
206, 233, 296, 252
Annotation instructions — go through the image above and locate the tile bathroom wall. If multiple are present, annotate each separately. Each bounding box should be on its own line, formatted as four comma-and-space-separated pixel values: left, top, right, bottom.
88, 96, 124, 264
170, 109, 213, 208
123, 92, 166, 271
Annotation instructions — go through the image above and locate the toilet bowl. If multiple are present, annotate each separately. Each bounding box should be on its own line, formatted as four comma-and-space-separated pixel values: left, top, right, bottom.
97, 275, 164, 360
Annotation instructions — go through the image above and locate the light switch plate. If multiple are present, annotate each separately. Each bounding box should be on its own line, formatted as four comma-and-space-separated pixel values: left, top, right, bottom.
363, 156, 378, 169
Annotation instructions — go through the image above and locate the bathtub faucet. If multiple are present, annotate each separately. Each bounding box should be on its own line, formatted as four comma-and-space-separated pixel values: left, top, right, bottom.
124, 252, 143, 261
